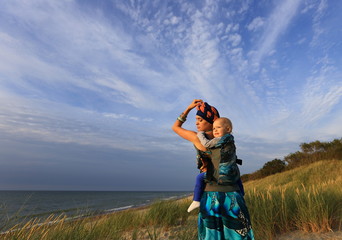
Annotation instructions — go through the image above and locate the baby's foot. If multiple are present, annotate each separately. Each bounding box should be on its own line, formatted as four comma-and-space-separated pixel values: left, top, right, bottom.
187, 201, 200, 212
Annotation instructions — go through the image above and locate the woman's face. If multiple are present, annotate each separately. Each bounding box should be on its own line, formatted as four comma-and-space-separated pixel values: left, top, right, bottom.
195, 116, 213, 132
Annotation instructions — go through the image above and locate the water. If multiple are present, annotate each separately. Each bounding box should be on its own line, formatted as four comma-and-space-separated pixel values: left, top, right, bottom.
0, 191, 191, 231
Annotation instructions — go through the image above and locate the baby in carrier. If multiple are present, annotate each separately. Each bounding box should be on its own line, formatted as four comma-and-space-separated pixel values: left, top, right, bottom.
188, 117, 244, 212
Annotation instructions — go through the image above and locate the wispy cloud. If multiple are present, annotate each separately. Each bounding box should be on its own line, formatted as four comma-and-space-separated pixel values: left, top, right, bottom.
0, 93, 162, 152
310, 0, 327, 46
103, 113, 152, 122
247, 17, 265, 31
301, 58, 342, 123
250, 0, 302, 67
183, 11, 221, 99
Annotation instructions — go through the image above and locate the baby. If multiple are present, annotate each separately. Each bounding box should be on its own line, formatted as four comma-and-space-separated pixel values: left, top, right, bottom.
187, 117, 244, 212
198, 117, 233, 147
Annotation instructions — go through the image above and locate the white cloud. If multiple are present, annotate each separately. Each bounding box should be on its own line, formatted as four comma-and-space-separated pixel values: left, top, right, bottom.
202, 0, 218, 19
103, 113, 152, 122
95, 76, 156, 109
296, 37, 306, 45
301, 77, 342, 123
247, 17, 264, 31
0, 0, 184, 111
182, 10, 221, 98
170, 16, 180, 25
250, 0, 302, 67
310, 0, 327, 46
0, 93, 161, 152
228, 33, 242, 47
0, 32, 84, 90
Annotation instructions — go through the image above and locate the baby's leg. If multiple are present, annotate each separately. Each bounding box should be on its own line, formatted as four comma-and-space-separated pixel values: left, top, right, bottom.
188, 172, 206, 212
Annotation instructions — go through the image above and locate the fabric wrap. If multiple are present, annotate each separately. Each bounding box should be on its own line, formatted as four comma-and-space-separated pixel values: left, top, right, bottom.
206, 134, 241, 187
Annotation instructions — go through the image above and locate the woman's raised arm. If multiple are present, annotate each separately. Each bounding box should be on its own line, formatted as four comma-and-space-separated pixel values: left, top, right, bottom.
172, 99, 203, 143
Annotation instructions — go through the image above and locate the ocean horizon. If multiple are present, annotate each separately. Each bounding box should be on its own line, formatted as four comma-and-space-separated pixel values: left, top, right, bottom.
0, 190, 191, 231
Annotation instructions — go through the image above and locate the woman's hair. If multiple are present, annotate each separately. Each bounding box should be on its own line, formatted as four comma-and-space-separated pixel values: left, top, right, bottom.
196, 102, 220, 124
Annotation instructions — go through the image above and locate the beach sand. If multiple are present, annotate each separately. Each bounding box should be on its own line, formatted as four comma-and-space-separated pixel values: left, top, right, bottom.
276, 231, 342, 240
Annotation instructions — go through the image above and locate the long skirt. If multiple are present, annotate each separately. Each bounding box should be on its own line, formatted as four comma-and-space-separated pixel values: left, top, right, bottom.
198, 191, 255, 240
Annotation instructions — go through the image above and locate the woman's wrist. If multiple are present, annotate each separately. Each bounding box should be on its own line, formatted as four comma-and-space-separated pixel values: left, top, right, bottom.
182, 111, 188, 118
177, 113, 187, 123
176, 101, 198, 123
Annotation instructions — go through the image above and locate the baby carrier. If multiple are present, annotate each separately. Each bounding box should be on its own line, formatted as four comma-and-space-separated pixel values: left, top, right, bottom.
197, 134, 241, 185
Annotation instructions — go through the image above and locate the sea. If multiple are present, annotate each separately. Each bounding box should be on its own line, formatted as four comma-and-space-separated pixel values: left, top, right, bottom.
0, 191, 191, 231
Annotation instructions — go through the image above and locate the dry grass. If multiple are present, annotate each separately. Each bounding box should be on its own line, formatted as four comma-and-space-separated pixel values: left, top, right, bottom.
244, 160, 342, 240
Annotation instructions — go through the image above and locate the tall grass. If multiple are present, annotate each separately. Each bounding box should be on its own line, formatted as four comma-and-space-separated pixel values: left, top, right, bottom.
144, 198, 189, 226
0, 198, 196, 240
244, 160, 342, 240
1, 160, 341, 239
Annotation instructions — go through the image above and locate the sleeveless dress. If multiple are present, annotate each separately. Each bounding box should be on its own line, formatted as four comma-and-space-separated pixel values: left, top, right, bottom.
196, 136, 255, 240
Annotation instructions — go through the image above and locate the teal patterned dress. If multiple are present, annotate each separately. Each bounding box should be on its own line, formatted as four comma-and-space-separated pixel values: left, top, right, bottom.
198, 191, 254, 239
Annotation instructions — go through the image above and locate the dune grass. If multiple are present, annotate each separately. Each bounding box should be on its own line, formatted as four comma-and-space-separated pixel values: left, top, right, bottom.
244, 160, 342, 240
1, 160, 341, 239
1, 197, 197, 240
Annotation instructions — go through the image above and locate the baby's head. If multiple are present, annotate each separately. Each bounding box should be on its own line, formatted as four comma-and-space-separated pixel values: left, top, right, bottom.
213, 117, 233, 138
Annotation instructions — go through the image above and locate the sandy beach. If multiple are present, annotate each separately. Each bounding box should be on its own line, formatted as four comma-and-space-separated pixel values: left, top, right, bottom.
276, 230, 342, 240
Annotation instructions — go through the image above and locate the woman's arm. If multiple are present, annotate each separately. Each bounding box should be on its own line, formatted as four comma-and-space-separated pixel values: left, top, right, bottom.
172, 99, 206, 150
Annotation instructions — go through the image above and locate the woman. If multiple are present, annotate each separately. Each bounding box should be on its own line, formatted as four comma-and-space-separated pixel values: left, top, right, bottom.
172, 99, 254, 240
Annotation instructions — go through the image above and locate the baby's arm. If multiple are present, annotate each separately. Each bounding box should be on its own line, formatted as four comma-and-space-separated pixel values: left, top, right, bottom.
197, 131, 220, 148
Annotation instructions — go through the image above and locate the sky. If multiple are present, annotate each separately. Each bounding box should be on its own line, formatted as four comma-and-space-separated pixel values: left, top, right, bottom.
0, 0, 341, 191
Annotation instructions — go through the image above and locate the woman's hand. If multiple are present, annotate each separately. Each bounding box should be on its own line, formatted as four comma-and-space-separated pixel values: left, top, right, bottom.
172, 98, 208, 151
180, 99, 203, 118
187, 99, 203, 111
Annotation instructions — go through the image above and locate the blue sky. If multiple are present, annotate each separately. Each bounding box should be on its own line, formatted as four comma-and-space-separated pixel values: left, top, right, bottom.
0, 0, 341, 191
